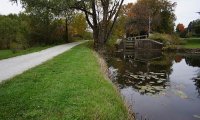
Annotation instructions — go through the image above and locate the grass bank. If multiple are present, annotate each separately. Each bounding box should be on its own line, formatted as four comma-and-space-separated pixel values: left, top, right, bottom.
0, 42, 129, 120
182, 38, 200, 48
0, 46, 53, 60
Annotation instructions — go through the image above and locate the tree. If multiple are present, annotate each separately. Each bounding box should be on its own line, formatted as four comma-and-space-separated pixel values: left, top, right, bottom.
176, 23, 187, 37
0, 14, 30, 50
176, 23, 185, 33
112, 3, 133, 38
126, 0, 176, 35
187, 19, 200, 36
10, 0, 75, 43
72, 0, 124, 50
11, 0, 125, 50
70, 13, 87, 38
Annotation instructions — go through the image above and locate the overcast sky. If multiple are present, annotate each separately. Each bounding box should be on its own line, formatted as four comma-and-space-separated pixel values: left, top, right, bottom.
0, 0, 200, 26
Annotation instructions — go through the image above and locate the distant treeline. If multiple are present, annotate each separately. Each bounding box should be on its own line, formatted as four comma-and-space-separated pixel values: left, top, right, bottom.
176, 19, 200, 38
0, 13, 92, 50
188, 19, 200, 37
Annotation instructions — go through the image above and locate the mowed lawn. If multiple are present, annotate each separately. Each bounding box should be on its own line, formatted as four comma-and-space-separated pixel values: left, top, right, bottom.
183, 38, 200, 48
0, 43, 128, 120
0, 46, 52, 60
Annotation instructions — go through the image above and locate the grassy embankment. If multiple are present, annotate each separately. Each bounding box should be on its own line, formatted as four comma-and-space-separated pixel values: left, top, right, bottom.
182, 38, 200, 48
150, 33, 200, 49
0, 46, 53, 60
0, 42, 129, 120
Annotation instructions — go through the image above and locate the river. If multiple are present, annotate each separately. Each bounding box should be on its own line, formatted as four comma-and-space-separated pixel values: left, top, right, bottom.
106, 49, 200, 120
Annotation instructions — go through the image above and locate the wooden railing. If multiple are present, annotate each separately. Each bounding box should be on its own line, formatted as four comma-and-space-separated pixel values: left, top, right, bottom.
126, 35, 148, 41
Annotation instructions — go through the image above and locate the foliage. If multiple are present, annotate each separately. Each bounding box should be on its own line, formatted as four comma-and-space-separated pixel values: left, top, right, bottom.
70, 0, 124, 49
70, 13, 87, 38
11, 0, 125, 50
187, 19, 200, 37
176, 23, 187, 38
125, 0, 176, 35
149, 33, 181, 45
176, 24, 185, 33
0, 14, 30, 50
0, 43, 129, 120
11, 0, 75, 43
113, 14, 127, 38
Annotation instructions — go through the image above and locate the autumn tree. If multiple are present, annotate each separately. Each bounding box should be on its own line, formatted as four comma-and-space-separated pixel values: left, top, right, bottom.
112, 3, 134, 38
126, 0, 176, 35
70, 13, 87, 38
176, 23, 185, 33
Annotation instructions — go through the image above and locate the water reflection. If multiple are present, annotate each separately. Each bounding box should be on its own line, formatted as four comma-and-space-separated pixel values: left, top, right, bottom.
106, 49, 200, 120
107, 49, 200, 96
108, 50, 174, 95
194, 77, 200, 96
186, 55, 200, 96
185, 55, 200, 67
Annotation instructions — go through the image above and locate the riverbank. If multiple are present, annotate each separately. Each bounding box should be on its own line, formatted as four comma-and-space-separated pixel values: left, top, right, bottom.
182, 38, 200, 48
163, 45, 200, 53
0, 42, 129, 120
164, 38, 200, 54
154, 37, 200, 53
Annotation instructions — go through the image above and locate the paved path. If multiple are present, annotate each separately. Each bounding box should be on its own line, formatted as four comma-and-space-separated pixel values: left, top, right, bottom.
0, 41, 84, 83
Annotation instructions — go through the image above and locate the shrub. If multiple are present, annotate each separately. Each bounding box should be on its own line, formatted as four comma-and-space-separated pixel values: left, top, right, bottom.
149, 33, 181, 46
0, 14, 30, 50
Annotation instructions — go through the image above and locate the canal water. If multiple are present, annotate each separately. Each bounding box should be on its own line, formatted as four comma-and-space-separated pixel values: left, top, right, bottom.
105, 49, 200, 120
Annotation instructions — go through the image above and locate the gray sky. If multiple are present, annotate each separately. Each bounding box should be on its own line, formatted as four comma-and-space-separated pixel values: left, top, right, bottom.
0, 0, 200, 27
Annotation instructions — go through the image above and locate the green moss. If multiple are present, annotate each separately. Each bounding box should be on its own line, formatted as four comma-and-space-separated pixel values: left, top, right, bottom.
0, 42, 128, 120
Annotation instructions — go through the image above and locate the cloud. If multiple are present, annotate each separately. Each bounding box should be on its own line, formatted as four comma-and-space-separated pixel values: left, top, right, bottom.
0, 0, 23, 15
124, 0, 200, 26
0, 0, 199, 27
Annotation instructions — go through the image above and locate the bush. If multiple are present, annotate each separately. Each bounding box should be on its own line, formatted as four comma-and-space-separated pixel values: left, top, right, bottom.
149, 33, 181, 46
0, 14, 30, 50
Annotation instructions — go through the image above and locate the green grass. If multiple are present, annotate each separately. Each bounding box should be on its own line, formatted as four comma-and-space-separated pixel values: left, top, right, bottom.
182, 38, 200, 48
0, 43, 128, 120
0, 46, 52, 60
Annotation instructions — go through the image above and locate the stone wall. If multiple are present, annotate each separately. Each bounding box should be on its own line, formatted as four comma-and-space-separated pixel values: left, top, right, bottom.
135, 39, 163, 50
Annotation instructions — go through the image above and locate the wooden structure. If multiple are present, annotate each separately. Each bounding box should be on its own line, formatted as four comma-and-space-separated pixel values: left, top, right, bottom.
123, 35, 163, 50
123, 35, 163, 59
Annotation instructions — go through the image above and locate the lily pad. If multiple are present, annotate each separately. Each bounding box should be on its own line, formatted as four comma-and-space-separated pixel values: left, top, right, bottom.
193, 115, 200, 119
157, 80, 163, 83
160, 78, 167, 81
174, 90, 188, 99
141, 86, 148, 90
150, 81, 155, 84
146, 77, 151, 80
154, 72, 165, 75
139, 90, 145, 93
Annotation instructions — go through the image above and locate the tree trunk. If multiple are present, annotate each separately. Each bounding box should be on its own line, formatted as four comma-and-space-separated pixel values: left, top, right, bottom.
65, 18, 69, 42
93, 30, 99, 50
